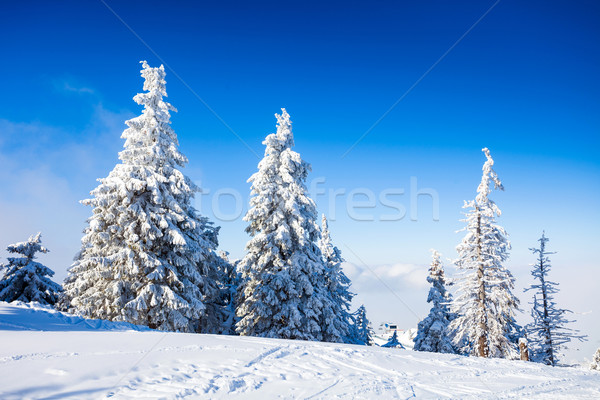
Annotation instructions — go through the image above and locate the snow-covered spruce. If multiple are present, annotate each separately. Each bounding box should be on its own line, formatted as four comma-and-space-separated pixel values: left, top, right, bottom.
236, 109, 328, 340
413, 249, 455, 353
0, 233, 62, 305
449, 148, 520, 358
318, 214, 354, 343
525, 232, 586, 366
213, 251, 238, 335
591, 348, 600, 371
382, 330, 405, 349
62, 61, 225, 333
350, 304, 374, 346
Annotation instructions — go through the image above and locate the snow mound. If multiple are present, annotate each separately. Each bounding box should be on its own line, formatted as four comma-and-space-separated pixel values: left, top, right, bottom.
0, 302, 599, 399
0, 301, 150, 332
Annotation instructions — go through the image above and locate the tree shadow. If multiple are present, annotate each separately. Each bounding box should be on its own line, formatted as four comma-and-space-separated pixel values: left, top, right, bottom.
0, 302, 150, 332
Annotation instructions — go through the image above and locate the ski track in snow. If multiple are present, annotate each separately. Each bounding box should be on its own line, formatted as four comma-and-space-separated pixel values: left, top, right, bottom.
1, 302, 599, 399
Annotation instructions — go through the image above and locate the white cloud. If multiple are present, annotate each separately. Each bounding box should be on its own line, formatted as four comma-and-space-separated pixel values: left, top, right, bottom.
54, 79, 95, 95
343, 261, 429, 293
0, 105, 133, 281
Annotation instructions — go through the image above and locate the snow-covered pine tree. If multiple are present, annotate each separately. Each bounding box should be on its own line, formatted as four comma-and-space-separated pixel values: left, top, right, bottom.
236, 109, 327, 340
0, 233, 62, 305
61, 61, 224, 333
319, 214, 354, 343
414, 249, 455, 353
382, 330, 405, 349
449, 148, 520, 359
525, 232, 586, 366
351, 305, 374, 346
213, 251, 238, 335
591, 348, 600, 371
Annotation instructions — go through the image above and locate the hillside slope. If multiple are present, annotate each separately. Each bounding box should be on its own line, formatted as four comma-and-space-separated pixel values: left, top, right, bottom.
0, 302, 598, 399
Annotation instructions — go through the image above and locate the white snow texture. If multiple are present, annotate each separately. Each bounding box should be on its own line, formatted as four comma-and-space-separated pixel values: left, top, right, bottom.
1, 301, 599, 399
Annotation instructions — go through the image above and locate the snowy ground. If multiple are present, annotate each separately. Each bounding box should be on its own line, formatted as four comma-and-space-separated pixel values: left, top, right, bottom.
1, 302, 599, 399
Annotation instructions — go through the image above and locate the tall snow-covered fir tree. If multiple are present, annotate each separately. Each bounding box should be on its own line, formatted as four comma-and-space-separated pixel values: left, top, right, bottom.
350, 305, 374, 346
591, 348, 600, 371
318, 214, 354, 343
0, 233, 62, 305
236, 109, 328, 340
61, 61, 224, 333
413, 249, 455, 353
449, 148, 520, 359
525, 232, 586, 366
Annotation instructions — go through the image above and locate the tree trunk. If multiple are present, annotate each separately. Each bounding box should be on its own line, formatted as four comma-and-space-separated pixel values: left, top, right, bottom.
519, 339, 529, 361
475, 210, 488, 358
539, 254, 554, 366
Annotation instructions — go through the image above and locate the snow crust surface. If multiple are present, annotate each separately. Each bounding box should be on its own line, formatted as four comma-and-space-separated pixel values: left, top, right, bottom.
1, 302, 599, 399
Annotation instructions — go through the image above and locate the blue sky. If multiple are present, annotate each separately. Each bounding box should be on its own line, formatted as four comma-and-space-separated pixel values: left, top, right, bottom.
1, 1, 598, 361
